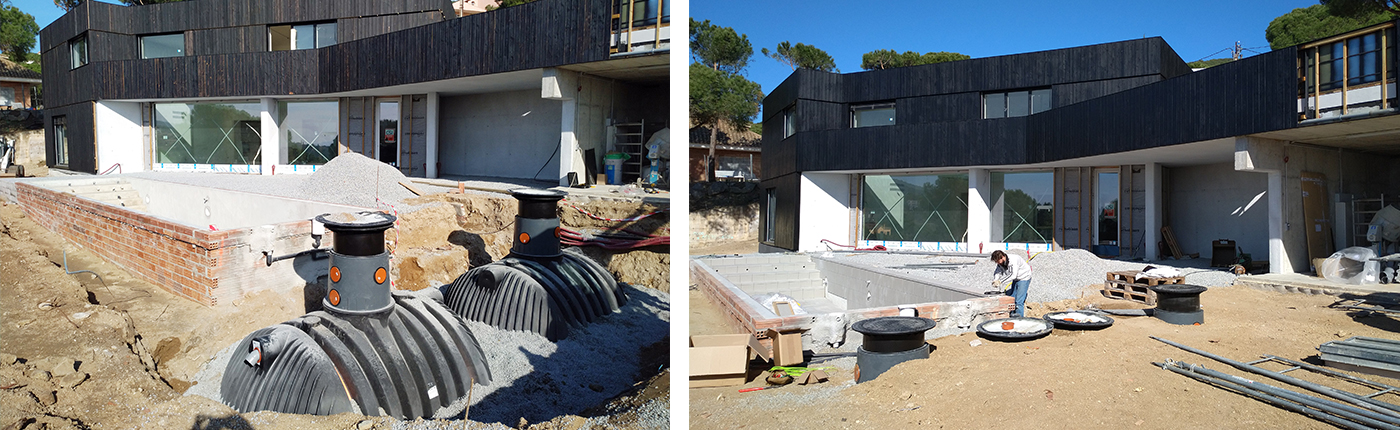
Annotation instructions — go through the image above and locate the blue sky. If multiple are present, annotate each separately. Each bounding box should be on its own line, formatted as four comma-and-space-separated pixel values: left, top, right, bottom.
693, 0, 1320, 98
14, 0, 89, 40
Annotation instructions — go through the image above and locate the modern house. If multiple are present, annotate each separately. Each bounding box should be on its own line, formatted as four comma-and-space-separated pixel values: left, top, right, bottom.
759, 22, 1400, 274
39, 0, 669, 184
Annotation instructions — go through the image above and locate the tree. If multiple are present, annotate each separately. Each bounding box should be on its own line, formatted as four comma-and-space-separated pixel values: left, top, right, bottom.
488, 0, 538, 10
762, 41, 838, 72
1265, 4, 1390, 49
690, 63, 761, 181
0, 3, 38, 63
118, 0, 187, 5
1322, 0, 1400, 17
690, 18, 752, 74
690, 19, 760, 181
53, 0, 80, 12
861, 49, 969, 70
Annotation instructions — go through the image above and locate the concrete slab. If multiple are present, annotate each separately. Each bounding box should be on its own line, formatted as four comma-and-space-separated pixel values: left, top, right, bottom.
1236, 272, 1399, 296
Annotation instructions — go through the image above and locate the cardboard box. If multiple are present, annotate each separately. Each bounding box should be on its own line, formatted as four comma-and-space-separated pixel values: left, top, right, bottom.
689, 334, 770, 388
764, 328, 807, 367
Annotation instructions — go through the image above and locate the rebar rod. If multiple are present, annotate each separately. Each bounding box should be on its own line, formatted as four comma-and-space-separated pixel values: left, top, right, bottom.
1154, 336, 1400, 418
1155, 360, 1373, 430
1160, 359, 1400, 429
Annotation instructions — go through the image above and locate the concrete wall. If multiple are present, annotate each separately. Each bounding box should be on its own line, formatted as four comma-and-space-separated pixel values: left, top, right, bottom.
1167, 161, 1270, 259
94, 101, 146, 174
814, 256, 980, 308
1277, 145, 1400, 270
439, 89, 561, 179
798, 172, 850, 252
127, 177, 368, 229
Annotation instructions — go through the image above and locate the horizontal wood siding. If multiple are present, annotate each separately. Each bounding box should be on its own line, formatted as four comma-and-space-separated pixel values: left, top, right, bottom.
191, 26, 267, 56
41, 0, 610, 107
798, 100, 845, 132
339, 12, 443, 43
797, 118, 1028, 173
1052, 75, 1162, 108
899, 92, 981, 124
760, 174, 801, 251
1026, 47, 1298, 163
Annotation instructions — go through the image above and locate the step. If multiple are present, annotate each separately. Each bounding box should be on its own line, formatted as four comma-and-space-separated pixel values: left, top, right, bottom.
744, 284, 827, 302
713, 268, 821, 283
41, 177, 125, 189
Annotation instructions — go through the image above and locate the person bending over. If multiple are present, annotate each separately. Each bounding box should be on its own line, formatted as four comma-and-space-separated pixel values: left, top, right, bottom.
990, 250, 1033, 318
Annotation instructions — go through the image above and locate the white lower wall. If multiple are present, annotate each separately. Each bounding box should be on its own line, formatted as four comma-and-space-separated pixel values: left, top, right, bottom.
439, 89, 562, 180
1168, 162, 1270, 259
798, 172, 851, 252
94, 101, 145, 173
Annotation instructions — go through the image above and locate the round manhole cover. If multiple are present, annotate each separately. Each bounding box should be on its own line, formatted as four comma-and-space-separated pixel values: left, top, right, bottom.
976, 317, 1053, 341
1042, 311, 1114, 330
852, 316, 937, 336
1149, 284, 1207, 295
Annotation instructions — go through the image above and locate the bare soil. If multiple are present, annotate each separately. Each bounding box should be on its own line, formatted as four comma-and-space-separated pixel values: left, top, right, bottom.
689, 280, 1400, 429
0, 188, 670, 429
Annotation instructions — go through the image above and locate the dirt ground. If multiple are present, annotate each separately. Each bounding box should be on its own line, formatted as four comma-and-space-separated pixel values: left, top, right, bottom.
394, 192, 670, 294
689, 281, 1400, 429
0, 188, 670, 429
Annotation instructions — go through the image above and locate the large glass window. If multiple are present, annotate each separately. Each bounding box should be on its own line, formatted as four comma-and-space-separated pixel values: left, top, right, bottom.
990, 172, 1054, 243
984, 88, 1051, 118
862, 173, 969, 243
270, 22, 336, 51
377, 100, 399, 165
852, 102, 895, 128
153, 102, 262, 165
53, 116, 68, 166
782, 106, 796, 139
69, 36, 87, 69
1097, 171, 1119, 245
765, 188, 776, 243
279, 101, 339, 165
141, 33, 185, 59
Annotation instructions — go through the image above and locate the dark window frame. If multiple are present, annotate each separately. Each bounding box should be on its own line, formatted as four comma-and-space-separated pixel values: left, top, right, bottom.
764, 188, 777, 243
782, 105, 796, 139
983, 87, 1052, 119
850, 102, 896, 128
269, 21, 338, 51
140, 32, 187, 59
53, 116, 69, 167
69, 35, 88, 69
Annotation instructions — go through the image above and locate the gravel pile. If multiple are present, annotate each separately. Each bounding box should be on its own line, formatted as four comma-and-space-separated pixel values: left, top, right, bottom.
296, 152, 417, 209
185, 284, 670, 428
830, 249, 1239, 304
126, 152, 421, 210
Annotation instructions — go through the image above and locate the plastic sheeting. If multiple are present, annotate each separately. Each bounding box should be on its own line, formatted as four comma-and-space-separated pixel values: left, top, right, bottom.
1319, 247, 1380, 285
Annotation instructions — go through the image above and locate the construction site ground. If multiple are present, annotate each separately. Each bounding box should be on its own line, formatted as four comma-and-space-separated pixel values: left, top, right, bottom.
0, 178, 671, 429
688, 258, 1400, 429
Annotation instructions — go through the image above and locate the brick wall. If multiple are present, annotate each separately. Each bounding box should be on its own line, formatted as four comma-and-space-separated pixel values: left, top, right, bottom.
17, 182, 315, 306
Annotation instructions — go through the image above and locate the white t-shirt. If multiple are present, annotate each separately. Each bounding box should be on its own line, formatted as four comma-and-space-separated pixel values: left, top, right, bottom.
994, 253, 1033, 285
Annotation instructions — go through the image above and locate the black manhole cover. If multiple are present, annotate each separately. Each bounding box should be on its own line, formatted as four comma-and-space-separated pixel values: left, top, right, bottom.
852, 317, 936, 353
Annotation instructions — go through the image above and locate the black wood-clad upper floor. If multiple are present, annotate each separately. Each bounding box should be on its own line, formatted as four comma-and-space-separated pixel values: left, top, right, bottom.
40, 0, 612, 108
760, 37, 1305, 180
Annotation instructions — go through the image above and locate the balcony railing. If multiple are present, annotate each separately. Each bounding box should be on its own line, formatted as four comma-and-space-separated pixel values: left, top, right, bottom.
610, 0, 669, 55
1298, 22, 1397, 121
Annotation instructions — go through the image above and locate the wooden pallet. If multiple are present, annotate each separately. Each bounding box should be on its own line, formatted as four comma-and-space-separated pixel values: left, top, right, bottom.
1100, 271, 1186, 305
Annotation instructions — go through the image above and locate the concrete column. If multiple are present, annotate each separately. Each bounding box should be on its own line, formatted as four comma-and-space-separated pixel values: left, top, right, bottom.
967, 168, 991, 252
260, 98, 279, 175
1268, 170, 1292, 274
542, 68, 579, 186
1145, 162, 1161, 261
426, 92, 439, 179
1235, 136, 1292, 274
558, 99, 578, 186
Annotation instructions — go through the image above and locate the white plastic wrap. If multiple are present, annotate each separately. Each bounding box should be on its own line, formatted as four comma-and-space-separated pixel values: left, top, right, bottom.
1319, 246, 1380, 285
754, 292, 807, 316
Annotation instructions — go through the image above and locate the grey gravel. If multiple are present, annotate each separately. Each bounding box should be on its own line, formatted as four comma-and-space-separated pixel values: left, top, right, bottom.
126, 152, 422, 211
829, 248, 1238, 303
186, 284, 669, 428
